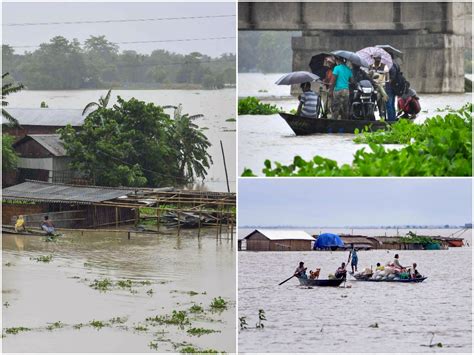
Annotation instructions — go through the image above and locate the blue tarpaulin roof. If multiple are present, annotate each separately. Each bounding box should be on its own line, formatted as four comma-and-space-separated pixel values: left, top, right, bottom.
314, 233, 345, 249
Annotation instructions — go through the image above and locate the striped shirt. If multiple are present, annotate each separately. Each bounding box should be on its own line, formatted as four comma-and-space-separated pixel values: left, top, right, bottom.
300, 91, 318, 118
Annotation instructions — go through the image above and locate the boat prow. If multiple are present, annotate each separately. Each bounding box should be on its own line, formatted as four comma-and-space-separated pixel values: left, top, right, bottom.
279, 112, 389, 135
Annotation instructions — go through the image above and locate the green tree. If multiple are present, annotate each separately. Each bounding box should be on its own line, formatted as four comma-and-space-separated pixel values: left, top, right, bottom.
84, 35, 119, 84
59, 97, 212, 187
171, 105, 212, 181
2, 72, 24, 125
82, 89, 113, 116
2, 134, 18, 171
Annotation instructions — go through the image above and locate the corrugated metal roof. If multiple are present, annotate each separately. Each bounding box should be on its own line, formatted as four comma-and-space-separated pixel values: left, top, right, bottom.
15, 134, 67, 157
2, 108, 84, 126
245, 229, 315, 241
2, 181, 134, 204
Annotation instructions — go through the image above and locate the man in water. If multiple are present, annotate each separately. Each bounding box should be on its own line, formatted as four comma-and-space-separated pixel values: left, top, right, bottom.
335, 262, 347, 279
297, 82, 318, 118
331, 57, 353, 120
294, 261, 308, 279
41, 215, 55, 236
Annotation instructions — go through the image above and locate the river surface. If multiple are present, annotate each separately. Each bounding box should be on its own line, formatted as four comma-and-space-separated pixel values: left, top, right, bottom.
238, 228, 472, 353
2, 228, 235, 353
238, 73, 471, 175
7, 89, 236, 192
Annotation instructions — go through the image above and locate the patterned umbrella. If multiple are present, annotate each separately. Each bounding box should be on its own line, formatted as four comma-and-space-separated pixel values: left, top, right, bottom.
356, 47, 393, 69
275, 71, 320, 85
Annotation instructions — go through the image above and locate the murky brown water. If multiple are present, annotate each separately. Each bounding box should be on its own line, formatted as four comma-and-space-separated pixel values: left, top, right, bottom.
7, 89, 236, 192
238, 73, 471, 175
2, 228, 235, 353
238, 228, 472, 353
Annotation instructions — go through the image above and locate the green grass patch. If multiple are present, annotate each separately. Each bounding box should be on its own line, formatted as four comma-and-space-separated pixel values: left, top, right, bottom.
5, 327, 30, 335
90, 320, 107, 330
116, 279, 133, 289
31, 255, 53, 263
146, 310, 190, 327
238, 97, 280, 115
89, 278, 113, 291
46, 321, 64, 331
187, 327, 220, 336
210, 297, 227, 310
189, 304, 204, 313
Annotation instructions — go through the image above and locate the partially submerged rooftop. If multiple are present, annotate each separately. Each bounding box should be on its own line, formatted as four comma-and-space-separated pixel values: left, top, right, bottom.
244, 229, 315, 241
2, 108, 84, 126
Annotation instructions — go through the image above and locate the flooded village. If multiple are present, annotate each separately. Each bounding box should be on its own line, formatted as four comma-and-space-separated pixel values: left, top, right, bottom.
2, 2, 236, 353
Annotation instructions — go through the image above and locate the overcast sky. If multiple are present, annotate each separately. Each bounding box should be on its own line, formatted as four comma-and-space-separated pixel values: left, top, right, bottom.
238, 179, 472, 227
2, 2, 236, 57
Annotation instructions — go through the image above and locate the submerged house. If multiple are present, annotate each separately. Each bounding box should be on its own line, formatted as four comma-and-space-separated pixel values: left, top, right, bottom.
2, 180, 137, 229
10, 134, 85, 185
243, 229, 315, 251
2, 108, 84, 140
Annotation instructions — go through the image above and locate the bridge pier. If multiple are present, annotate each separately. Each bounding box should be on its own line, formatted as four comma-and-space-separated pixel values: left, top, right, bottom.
292, 31, 465, 94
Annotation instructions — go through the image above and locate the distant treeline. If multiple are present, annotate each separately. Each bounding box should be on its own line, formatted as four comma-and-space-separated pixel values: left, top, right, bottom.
238, 31, 300, 73
2, 35, 236, 90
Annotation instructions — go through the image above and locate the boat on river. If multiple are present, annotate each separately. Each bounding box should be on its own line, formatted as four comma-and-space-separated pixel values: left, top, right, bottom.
352, 274, 427, 283
279, 112, 389, 135
297, 277, 345, 287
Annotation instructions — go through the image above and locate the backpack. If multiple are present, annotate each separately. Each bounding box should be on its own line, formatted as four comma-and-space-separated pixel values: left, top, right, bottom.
389, 62, 408, 96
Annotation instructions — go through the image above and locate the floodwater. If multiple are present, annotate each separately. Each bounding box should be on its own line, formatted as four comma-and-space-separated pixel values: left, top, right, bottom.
7, 89, 236, 192
2, 228, 235, 353
238, 228, 472, 353
238, 73, 471, 175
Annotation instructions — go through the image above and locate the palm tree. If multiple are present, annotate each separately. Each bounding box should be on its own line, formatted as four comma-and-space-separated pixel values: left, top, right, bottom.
82, 88, 112, 116
2, 73, 24, 126
172, 104, 212, 182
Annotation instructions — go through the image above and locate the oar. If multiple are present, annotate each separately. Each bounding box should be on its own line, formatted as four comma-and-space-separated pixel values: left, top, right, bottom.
278, 273, 297, 286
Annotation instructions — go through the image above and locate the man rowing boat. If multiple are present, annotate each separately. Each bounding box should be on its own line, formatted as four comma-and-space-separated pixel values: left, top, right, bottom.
294, 261, 308, 279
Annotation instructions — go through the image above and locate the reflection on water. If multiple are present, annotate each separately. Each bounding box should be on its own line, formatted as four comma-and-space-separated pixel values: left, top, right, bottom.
2, 228, 235, 353
238, 229, 472, 353
8, 89, 236, 192
238, 73, 471, 176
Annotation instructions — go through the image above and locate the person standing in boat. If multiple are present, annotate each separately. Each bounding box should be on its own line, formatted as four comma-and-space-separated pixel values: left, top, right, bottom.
348, 245, 358, 273
297, 82, 318, 118
41, 215, 55, 236
331, 57, 352, 120
322, 56, 336, 118
368, 55, 389, 120
294, 261, 308, 279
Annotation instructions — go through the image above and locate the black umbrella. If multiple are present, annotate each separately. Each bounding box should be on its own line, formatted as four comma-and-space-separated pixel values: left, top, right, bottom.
275, 71, 320, 85
375, 44, 403, 58
309, 53, 335, 78
331, 50, 369, 68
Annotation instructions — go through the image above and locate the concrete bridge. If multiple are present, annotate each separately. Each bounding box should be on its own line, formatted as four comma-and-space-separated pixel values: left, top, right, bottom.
239, 2, 472, 93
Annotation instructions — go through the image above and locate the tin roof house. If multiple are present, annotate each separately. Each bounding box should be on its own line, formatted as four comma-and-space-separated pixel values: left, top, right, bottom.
243, 229, 315, 251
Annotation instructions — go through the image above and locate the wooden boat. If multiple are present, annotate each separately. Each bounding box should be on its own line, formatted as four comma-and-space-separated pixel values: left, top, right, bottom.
445, 239, 464, 247
352, 274, 427, 283
297, 277, 345, 287
279, 112, 389, 135
2, 225, 59, 237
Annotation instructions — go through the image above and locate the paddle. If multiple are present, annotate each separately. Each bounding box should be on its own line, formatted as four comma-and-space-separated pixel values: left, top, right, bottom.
278, 274, 297, 286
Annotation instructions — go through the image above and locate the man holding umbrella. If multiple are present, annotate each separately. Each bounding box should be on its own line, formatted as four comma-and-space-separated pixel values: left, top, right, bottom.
331, 57, 353, 120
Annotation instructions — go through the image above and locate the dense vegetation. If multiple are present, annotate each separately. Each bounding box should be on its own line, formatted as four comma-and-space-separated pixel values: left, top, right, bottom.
242, 104, 472, 177
238, 97, 280, 115
238, 31, 299, 73
2, 35, 235, 90
58, 97, 212, 187
2, 134, 18, 171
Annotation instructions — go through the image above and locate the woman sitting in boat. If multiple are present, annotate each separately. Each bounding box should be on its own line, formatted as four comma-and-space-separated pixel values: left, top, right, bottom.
297, 82, 318, 118
335, 262, 347, 279
15, 215, 26, 232
294, 261, 308, 279
41, 215, 55, 236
